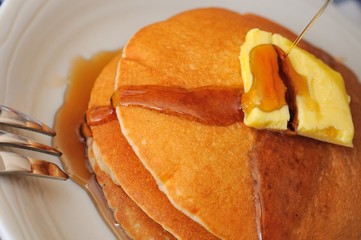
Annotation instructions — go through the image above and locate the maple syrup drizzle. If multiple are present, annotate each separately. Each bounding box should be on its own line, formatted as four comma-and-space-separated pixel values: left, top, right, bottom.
111, 85, 244, 126
107, 45, 312, 131
241, 44, 287, 115
86, 106, 117, 126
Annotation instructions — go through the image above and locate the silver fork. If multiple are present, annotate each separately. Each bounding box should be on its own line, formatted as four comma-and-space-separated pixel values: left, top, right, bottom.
0, 105, 68, 180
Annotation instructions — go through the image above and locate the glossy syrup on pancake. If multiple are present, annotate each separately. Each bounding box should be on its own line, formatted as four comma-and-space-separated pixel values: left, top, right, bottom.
112, 85, 244, 126
86, 106, 117, 126
107, 45, 302, 132
52, 50, 129, 239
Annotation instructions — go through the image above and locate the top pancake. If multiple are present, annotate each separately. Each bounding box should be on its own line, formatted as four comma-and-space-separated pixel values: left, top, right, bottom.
116, 7, 361, 239
117, 8, 261, 238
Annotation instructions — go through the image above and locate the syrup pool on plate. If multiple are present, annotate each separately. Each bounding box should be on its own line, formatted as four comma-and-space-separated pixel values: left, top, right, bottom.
52, 49, 128, 239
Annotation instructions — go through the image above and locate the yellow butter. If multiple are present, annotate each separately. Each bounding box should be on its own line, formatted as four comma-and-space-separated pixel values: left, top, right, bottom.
240, 29, 289, 130
240, 28, 354, 147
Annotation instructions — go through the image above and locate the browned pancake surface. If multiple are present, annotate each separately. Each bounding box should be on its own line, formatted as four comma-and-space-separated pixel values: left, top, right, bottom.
87, 55, 175, 239
117, 7, 361, 239
89, 55, 217, 239
250, 61, 361, 239
91, 162, 175, 240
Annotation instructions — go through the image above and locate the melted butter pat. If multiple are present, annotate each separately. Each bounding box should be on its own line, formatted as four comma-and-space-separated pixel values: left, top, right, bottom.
241, 44, 289, 130
240, 28, 354, 147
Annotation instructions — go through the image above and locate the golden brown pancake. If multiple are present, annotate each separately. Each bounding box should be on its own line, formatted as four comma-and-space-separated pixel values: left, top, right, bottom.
88, 54, 217, 239
87, 55, 175, 239
88, 149, 175, 240
116, 8, 361, 239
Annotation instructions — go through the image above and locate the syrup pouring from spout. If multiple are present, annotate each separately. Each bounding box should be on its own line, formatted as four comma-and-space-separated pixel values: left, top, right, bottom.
284, 0, 334, 58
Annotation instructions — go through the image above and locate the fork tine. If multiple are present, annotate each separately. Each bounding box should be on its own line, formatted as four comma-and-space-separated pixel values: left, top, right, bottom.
0, 106, 66, 180
0, 105, 55, 136
0, 151, 68, 180
0, 130, 62, 156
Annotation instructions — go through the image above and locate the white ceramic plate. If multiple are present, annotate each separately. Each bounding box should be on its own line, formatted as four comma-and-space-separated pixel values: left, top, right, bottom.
0, 0, 360, 239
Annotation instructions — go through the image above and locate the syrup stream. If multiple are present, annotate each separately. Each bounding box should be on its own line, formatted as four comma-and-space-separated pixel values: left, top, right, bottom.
284, 0, 333, 57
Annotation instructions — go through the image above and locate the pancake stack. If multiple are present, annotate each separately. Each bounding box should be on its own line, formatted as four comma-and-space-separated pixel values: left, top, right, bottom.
87, 8, 361, 239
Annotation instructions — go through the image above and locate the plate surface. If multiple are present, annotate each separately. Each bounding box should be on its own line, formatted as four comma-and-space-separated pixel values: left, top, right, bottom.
0, 0, 360, 239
